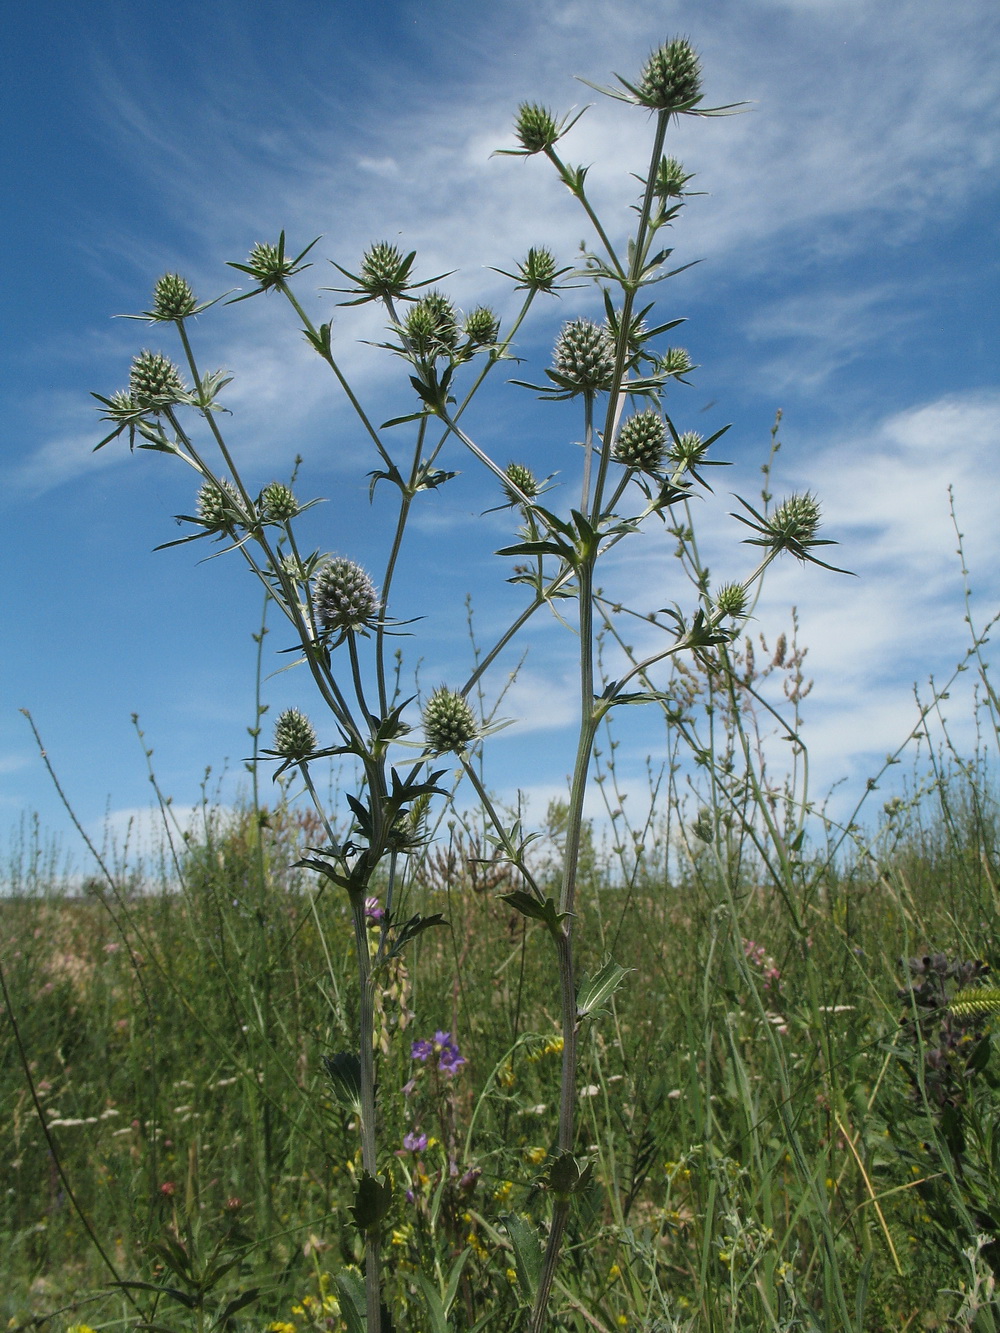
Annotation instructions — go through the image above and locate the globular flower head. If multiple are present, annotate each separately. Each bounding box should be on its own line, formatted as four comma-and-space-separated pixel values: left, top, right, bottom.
660, 346, 693, 379
272, 708, 316, 762
403, 291, 459, 360
151, 273, 197, 321
196, 478, 242, 532
463, 305, 500, 347
668, 430, 708, 471
637, 39, 702, 112
770, 493, 822, 548
653, 156, 694, 200
614, 409, 666, 472
313, 558, 380, 634
552, 318, 616, 395
502, 462, 540, 506
516, 247, 560, 293
129, 350, 186, 410
422, 688, 477, 755
361, 241, 413, 300
514, 103, 561, 155
259, 481, 299, 522
713, 582, 749, 620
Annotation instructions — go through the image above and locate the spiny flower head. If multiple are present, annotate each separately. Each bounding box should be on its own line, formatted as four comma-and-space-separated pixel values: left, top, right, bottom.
463, 305, 500, 347
422, 688, 477, 755
360, 241, 413, 300
514, 103, 561, 155
637, 39, 702, 112
668, 430, 708, 470
151, 273, 197, 321
770, 493, 822, 548
259, 481, 299, 522
196, 478, 243, 532
713, 582, 749, 619
614, 409, 666, 471
516, 247, 560, 293
313, 557, 380, 634
129, 350, 186, 409
272, 708, 317, 761
653, 156, 694, 200
660, 346, 693, 379
502, 462, 540, 506
551, 318, 616, 395
403, 291, 459, 359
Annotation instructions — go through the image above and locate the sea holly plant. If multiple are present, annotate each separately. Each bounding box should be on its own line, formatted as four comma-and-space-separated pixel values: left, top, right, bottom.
93, 38, 843, 1332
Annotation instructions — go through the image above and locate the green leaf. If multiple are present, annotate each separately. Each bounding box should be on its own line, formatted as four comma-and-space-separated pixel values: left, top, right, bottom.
350, 1170, 393, 1234
499, 891, 569, 935
576, 954, 632, 1020
544, 1150, 594, 1199
501, 1211, 542, 1303
414, 1273, 448, 1333
336, 1271, 367, 1333
213, 1288, 261, 1326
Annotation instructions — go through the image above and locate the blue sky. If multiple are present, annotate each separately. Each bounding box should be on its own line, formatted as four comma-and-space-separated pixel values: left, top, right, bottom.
3, 0, 999, 869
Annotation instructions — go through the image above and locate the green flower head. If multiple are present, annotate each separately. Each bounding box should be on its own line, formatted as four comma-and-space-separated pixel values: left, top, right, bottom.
422, 688, 477, 755
551, 318, 616, 395
151, 274, 197, 321
259, 481, 299, 523
614, 409, 666, 472
637, 39, 702, 112
272, 708, 317, 761
314, 558, 380, 634
129, 350, 186, 410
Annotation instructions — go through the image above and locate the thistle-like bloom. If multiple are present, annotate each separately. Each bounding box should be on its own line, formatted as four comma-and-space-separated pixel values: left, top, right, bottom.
272, 708, 317, 761
463, 305, 500, 347
502, 463, 540, 507
403, 291, 459, 360
360, 242, 413, 300
151, 273, 197, 321
516, 247, 558, 292
313, 558, 380, 634
769, 494, 823, 549
668, 430, 708, 471
196, 478, 242, 532
513, 103, 561, 154
259, 481, 299, 522
713, 582, 748, 619
551, 318, 616, 395
129, 350, 186, 410
653, 156, 694, 200
614, 409, 666, 471
636, 39, 703, 111
660, 346, 693, 379
227, 232, 319, 298
422, 688, 477, 754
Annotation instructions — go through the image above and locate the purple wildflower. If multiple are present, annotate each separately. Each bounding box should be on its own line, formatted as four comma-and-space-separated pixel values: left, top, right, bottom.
411, 1039, 434, 1062
365, 896, 384, 922
437, 1042, 467, 1076
403, 1131, 428, 1152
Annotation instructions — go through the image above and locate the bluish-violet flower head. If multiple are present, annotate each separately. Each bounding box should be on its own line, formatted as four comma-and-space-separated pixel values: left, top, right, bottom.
403, 1131, 428, 1153
411, 1038, 434, 1063
365, 896, 384, 922
434, 1030, 452, 1047
438, 1043, 467, 1076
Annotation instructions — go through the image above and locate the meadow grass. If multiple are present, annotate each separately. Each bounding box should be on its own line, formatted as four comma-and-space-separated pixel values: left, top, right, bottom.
3, 738, 1000, 1331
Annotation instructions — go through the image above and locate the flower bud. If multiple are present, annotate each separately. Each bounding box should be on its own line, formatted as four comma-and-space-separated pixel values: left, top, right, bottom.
637, 39, 702, 112
273, 707, 316, 761
463, 306, 500, 347
196, 478, 242, 532
502, 462, 540, 505
404, 292, 459, 359
668, 431, 708, 470
771, 494, 822, 548
314, 558, 380, 633
129, 350, 186, 409
259, 481, 298, 522
422, 688, 477, 755
552, 318, 616, 394
660, 347, 693, 378
713, 582, 748, 619
613, 409, 666, 471
514, 103, 561, 155
653, 156, 692, 200
151, 274, 196, 321
517, 247, 558, 293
